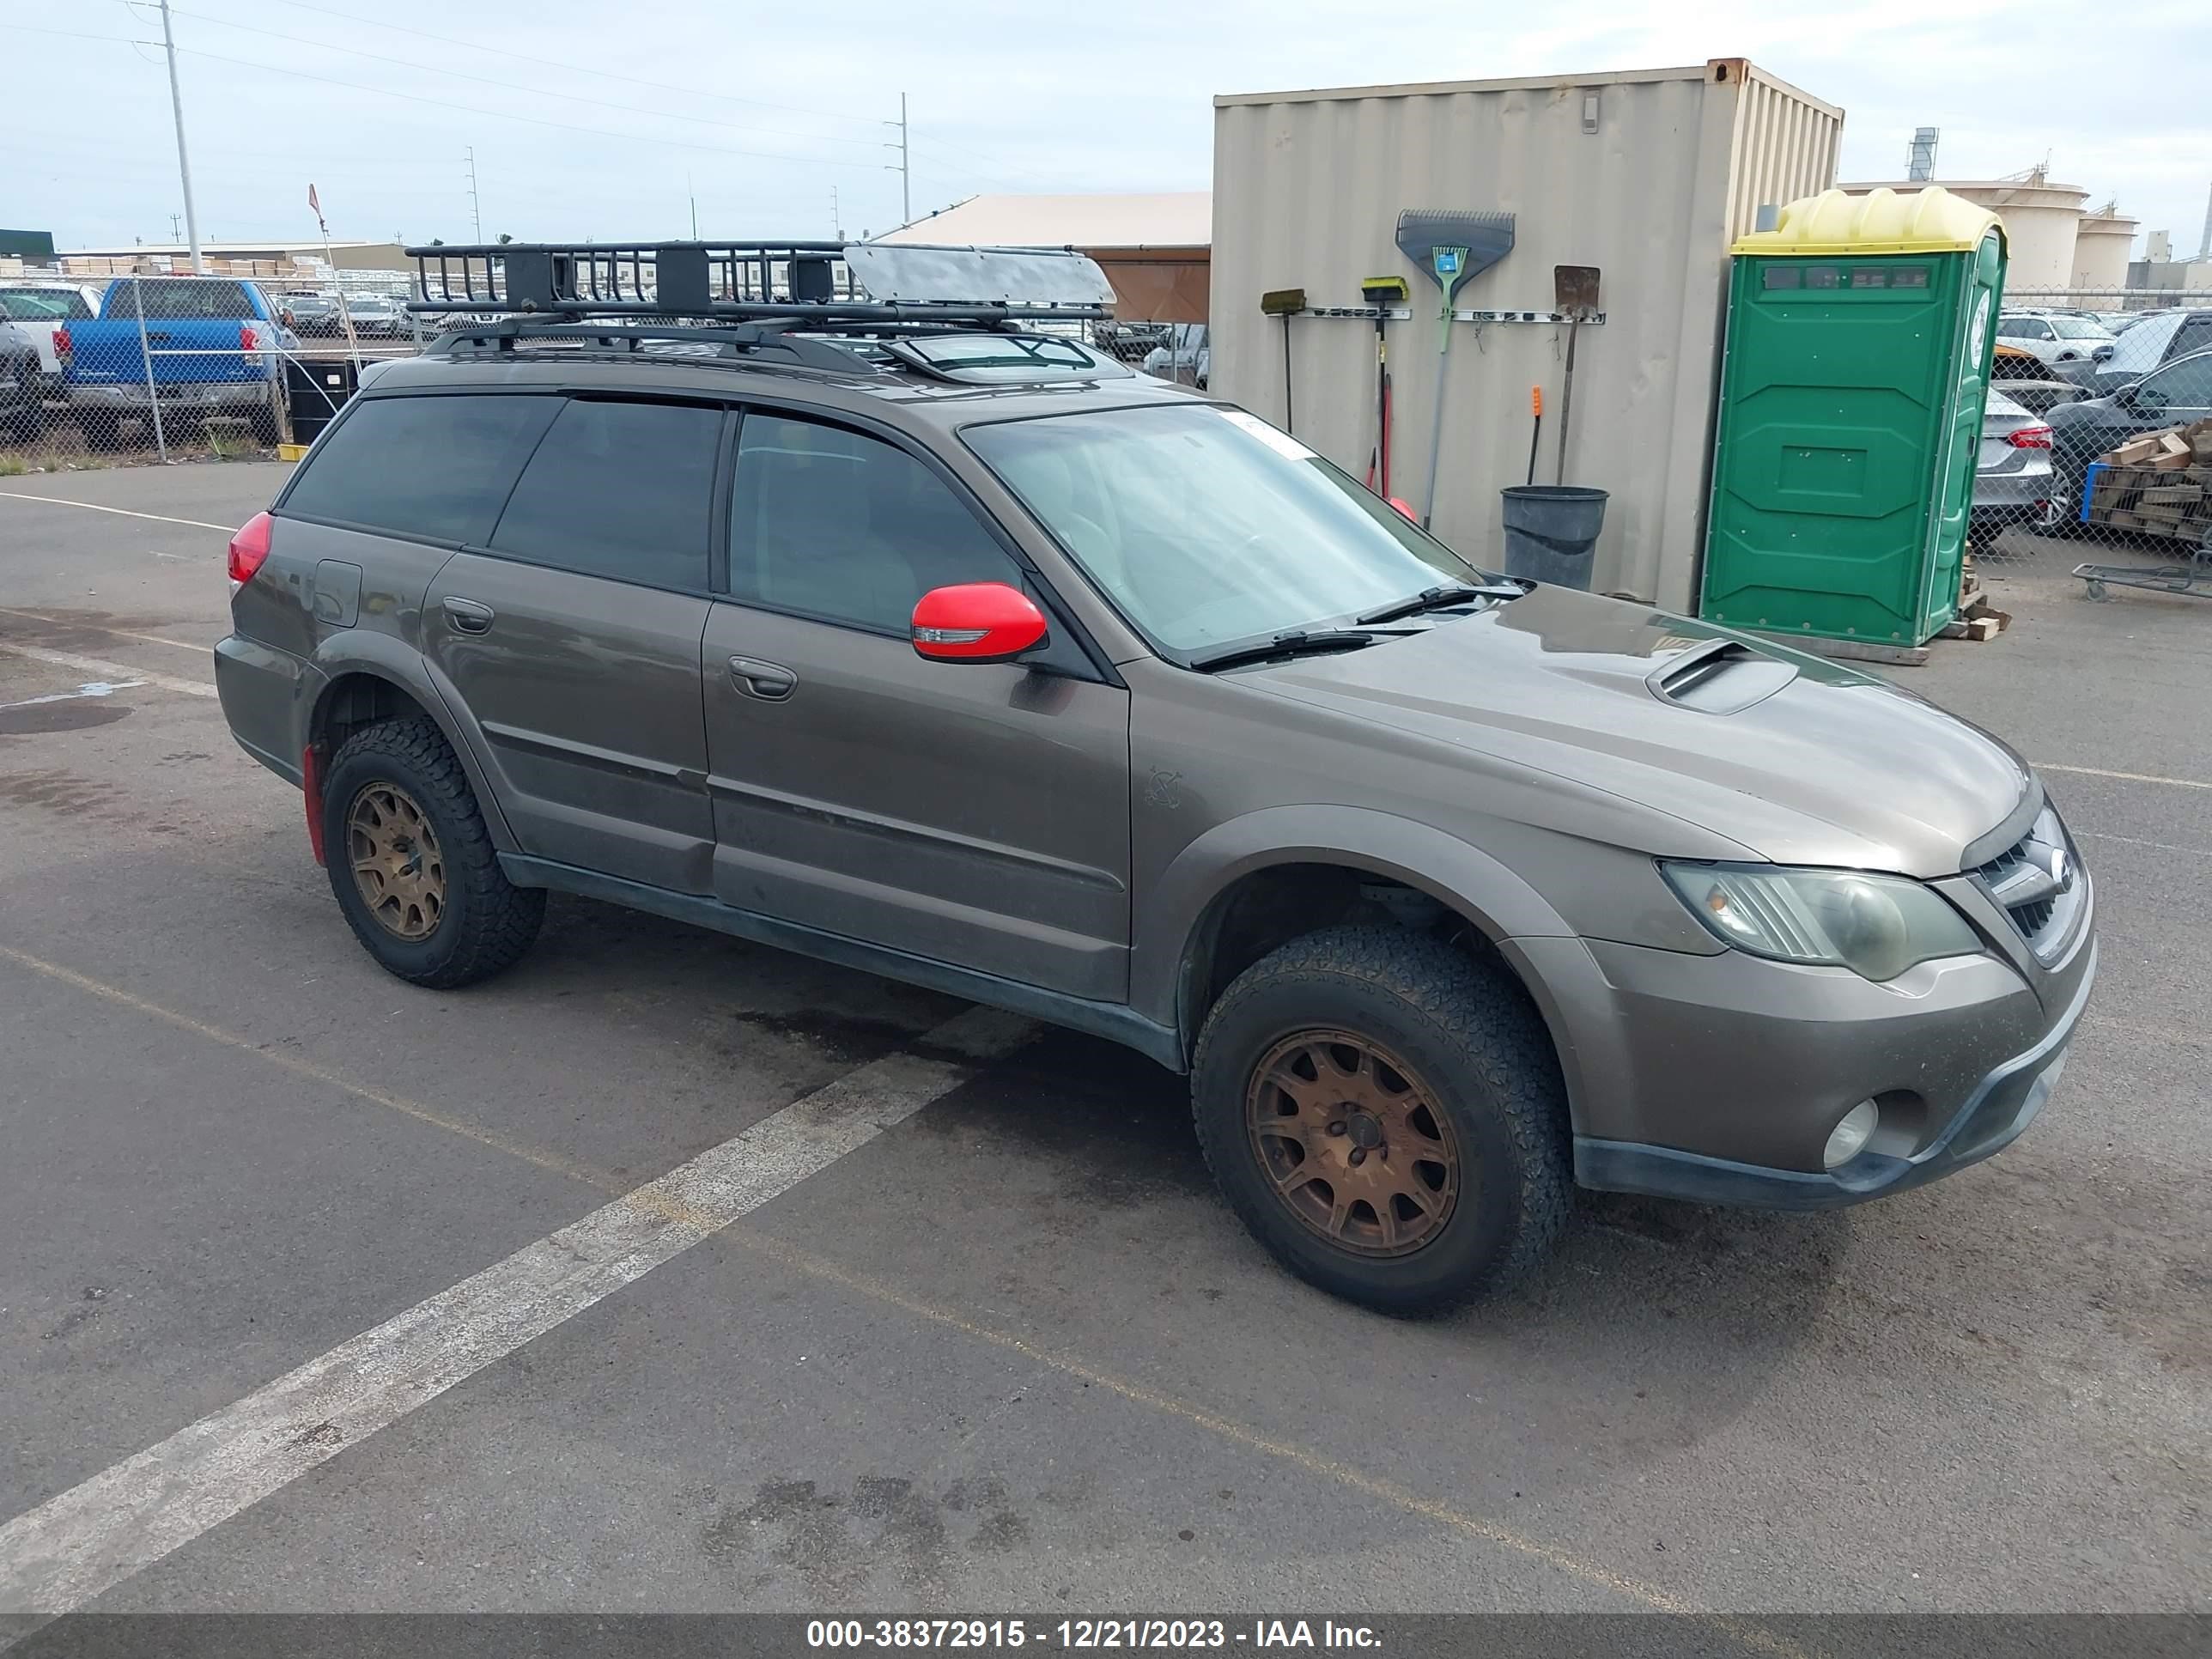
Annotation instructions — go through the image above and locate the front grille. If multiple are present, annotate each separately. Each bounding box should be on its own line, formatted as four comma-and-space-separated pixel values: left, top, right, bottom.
1971, 805, 2081, 959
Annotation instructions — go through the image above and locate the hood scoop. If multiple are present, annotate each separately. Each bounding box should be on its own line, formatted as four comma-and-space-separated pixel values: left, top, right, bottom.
1646, 639, 1798, 715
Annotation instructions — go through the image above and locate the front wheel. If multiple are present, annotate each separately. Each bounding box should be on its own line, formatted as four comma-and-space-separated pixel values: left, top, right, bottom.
320, 716, 544, 988
1191, 927, 1571, 1316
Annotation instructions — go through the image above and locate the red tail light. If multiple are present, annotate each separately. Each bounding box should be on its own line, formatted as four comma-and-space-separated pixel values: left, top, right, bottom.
2007, 424, 2053, 449
228, 511, 273, 585
53, 324, 72, 364
239, 323, 260, 352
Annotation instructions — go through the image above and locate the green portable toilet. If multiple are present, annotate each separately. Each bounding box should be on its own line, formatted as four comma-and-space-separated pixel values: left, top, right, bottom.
1699, 187, 2006, 646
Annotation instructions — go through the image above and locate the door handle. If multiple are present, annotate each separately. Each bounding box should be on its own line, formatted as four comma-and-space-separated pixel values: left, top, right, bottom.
442, 597, 495, 635
728, 655, 797, 701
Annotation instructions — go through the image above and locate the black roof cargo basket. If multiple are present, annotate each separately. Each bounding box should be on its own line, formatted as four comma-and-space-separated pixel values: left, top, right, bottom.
405, 239, 1115, 326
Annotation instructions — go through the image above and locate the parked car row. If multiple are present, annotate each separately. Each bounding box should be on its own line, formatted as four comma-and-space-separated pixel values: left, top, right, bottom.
276, 291, 417, 339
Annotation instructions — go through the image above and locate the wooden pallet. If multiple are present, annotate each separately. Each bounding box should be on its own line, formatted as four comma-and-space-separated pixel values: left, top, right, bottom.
1942, 551, 2010, 642
2087, 464, 2212, 543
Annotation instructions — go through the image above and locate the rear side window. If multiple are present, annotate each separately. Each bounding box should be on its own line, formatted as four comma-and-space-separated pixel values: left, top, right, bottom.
105, 279, 258, 320
489, 398, 723, 591
283, 394, 558, 544
2171, 317, 2212, 360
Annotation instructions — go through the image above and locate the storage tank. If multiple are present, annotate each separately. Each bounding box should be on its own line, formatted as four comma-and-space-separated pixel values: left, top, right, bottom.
2071, 209, 2138, 293
1840, 175, 2088, 291
1210, 59, 1843, 611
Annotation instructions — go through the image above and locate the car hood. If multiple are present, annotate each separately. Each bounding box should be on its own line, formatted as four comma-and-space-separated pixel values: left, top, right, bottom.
1244, 586, 2032, 877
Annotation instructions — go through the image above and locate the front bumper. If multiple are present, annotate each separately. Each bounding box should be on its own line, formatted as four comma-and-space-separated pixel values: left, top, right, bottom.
1571, 941, 2094, 1209
1507, 860, 2095, 1212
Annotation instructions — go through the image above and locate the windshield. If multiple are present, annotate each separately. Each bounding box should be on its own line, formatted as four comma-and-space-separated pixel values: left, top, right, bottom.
2048, 316, 2110, 340
966, 404, 1482, 655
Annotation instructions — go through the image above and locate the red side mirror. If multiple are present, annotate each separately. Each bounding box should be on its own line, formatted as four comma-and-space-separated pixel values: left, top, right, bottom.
911, 583, 1048, 664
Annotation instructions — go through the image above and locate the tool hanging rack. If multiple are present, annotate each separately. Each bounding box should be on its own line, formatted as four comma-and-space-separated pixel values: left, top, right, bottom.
404, 240, 1115, 329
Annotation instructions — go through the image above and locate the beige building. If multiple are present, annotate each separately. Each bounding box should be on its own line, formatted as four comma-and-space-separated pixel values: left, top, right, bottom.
56, 239, 413, 279
1840, 174, 2090, 290
2071, 207, 2138, 291
879, 194, 1211, 322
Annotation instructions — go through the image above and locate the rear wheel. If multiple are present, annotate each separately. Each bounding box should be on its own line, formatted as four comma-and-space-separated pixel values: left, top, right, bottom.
1191, 926, 1571, 1316
321, 716, 544, 988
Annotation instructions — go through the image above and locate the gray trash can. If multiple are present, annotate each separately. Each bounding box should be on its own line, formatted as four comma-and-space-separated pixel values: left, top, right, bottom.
1499, 485, 1607, 590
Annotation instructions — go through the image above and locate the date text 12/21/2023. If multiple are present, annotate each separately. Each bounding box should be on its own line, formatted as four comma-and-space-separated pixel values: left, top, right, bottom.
805, 1620, 1382, 1650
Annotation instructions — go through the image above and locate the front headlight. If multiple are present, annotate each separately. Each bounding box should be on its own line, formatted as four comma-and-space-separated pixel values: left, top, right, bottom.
1660, 862, 1982, 982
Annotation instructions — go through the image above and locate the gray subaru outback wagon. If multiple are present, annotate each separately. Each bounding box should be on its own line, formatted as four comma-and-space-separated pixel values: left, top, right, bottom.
215, 241, 2094, 1314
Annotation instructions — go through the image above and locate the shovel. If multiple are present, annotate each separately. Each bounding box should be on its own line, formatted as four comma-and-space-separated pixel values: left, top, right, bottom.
1396, 209, 1516, 530
1551, 264, 1601, 486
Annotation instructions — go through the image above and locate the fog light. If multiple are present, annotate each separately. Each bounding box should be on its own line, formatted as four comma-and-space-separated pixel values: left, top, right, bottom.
1823, 1100, 1880, 1170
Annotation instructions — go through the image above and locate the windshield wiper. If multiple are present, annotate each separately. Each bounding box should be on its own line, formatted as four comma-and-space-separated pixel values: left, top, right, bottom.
1355, 582, 1526, 625
1187, 629, 1380, 673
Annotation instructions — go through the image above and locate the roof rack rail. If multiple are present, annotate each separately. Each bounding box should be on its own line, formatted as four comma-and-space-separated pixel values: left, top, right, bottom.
404, 240, 1115, 325
426, 317, 874, 374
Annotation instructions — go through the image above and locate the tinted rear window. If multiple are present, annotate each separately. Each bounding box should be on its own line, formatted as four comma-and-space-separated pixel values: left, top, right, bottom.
105, 279, 259, 321
283, 394, 558, 544
489, 398, 722, 590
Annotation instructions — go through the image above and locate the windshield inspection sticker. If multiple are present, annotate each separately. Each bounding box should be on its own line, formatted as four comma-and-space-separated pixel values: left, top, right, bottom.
1216, 408, 1317, 462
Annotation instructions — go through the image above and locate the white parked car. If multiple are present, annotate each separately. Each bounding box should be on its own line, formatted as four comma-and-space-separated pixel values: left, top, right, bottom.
0, 282, 100, 392
1995, 311, 2113, 368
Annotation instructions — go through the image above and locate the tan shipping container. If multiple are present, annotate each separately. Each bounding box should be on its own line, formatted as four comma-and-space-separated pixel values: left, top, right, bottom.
1211, 59, 1842, 610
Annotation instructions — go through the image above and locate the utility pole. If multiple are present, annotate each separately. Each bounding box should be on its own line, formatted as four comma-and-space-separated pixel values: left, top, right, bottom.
687, 172, 699, 240
465, 146, 483, 241
2198, 179, 2212, 261
156, 0, 204, 273
831, 185, 843, 240
884, 94, 910, 228
168, 213, 182, 242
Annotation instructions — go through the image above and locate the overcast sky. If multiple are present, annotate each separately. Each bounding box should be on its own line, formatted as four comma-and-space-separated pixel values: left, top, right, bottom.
9, 0, 2207, 259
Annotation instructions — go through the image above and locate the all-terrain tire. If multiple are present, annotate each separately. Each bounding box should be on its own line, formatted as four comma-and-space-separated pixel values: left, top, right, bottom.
1191, 926, 1571, 1316
321, 715, 544, 988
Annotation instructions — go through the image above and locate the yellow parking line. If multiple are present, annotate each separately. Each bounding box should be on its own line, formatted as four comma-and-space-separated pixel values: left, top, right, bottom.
0, 943, 607, 1196
0, 939, 1812, 1656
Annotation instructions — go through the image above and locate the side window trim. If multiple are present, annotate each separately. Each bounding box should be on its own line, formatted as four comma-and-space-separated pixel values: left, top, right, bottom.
722, 399, 1116, 683
474, 392, 728, 598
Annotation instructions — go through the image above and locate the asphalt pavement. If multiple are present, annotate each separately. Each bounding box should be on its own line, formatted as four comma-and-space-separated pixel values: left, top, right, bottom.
0, 465, 2205, 1633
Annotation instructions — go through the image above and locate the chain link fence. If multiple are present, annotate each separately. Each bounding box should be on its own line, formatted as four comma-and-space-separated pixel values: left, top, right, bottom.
0, 266, 428, 475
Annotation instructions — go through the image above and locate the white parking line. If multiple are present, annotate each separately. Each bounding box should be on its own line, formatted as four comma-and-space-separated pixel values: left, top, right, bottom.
0, 1005, 1032, 1616
0, 491, 235, 532
0, 641, 215, 699
0, 608, 212, 655
2037, 762, 2210, 792
0, 681, 144, 711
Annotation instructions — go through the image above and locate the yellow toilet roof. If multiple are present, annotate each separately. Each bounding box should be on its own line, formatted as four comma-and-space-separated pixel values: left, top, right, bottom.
1731, 186, 2006, 257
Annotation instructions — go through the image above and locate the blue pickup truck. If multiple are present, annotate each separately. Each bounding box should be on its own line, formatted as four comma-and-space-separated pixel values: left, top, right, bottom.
59, 276, 297, 444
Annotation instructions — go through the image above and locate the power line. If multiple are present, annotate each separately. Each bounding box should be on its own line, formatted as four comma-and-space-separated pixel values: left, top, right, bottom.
161, 5, 894, 155
258, 0, 885, 130
161, 40, 913, 175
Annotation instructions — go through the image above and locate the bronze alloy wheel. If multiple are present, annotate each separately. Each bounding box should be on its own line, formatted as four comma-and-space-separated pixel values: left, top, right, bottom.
1245, 1030, 1462, 1257
346, 781, 447, 941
